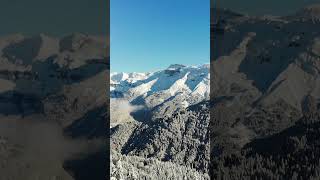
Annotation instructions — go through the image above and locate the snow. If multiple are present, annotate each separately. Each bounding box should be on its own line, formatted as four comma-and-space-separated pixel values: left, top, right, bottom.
111, 72, 150, 84
166, 72, 190, 96
110, 64, 210, 108
192, 80, 210, 97
129, 78, 158, 97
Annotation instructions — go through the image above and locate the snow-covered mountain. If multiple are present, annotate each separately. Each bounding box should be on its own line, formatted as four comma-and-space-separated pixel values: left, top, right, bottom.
110, 64, 211, 176
110, 64, 209, 111
111, 4, 320, 179
0, 33, 109, 179
210, 4, 320, 179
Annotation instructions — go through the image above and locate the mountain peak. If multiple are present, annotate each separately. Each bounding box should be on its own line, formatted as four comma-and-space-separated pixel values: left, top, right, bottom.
111, 64, 210, 109
167, 64, 186, 70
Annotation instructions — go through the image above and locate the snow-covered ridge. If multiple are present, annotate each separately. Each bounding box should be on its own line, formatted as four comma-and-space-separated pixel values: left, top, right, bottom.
110, 64, 210, 108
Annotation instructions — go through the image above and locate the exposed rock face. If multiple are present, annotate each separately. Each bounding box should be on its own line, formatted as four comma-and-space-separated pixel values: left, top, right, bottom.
0, 33, 109, 180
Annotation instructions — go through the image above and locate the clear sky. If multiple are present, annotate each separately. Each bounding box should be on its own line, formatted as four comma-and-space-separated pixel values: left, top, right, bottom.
111, 0, 210, 72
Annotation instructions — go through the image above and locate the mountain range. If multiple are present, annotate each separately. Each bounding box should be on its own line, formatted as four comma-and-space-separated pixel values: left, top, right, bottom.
111, 4, 320, 179
211, 4, 320, 179
0, 33, 109, 180
110, 64, 210, 179
110, 64, 209, 124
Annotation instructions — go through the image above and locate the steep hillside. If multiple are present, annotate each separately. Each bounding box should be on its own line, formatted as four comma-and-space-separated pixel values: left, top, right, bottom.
211, 5, 320, 179
110, 100, 210, 178
0, 33, 109, 180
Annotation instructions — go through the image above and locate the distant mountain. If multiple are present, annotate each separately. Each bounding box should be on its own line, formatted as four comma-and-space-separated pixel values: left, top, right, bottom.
111, 64, 209, 118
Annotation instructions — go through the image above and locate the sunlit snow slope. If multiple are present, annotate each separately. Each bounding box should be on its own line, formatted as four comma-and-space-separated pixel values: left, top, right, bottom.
110, 64, 210, 109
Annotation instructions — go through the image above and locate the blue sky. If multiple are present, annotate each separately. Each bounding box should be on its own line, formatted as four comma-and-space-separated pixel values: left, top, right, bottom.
111, 0, 210, 72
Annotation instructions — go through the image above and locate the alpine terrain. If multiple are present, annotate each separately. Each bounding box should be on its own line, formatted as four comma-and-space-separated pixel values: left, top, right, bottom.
110, 64, 210, 179
0, 33, 109, 180
211, 4, 320, 179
